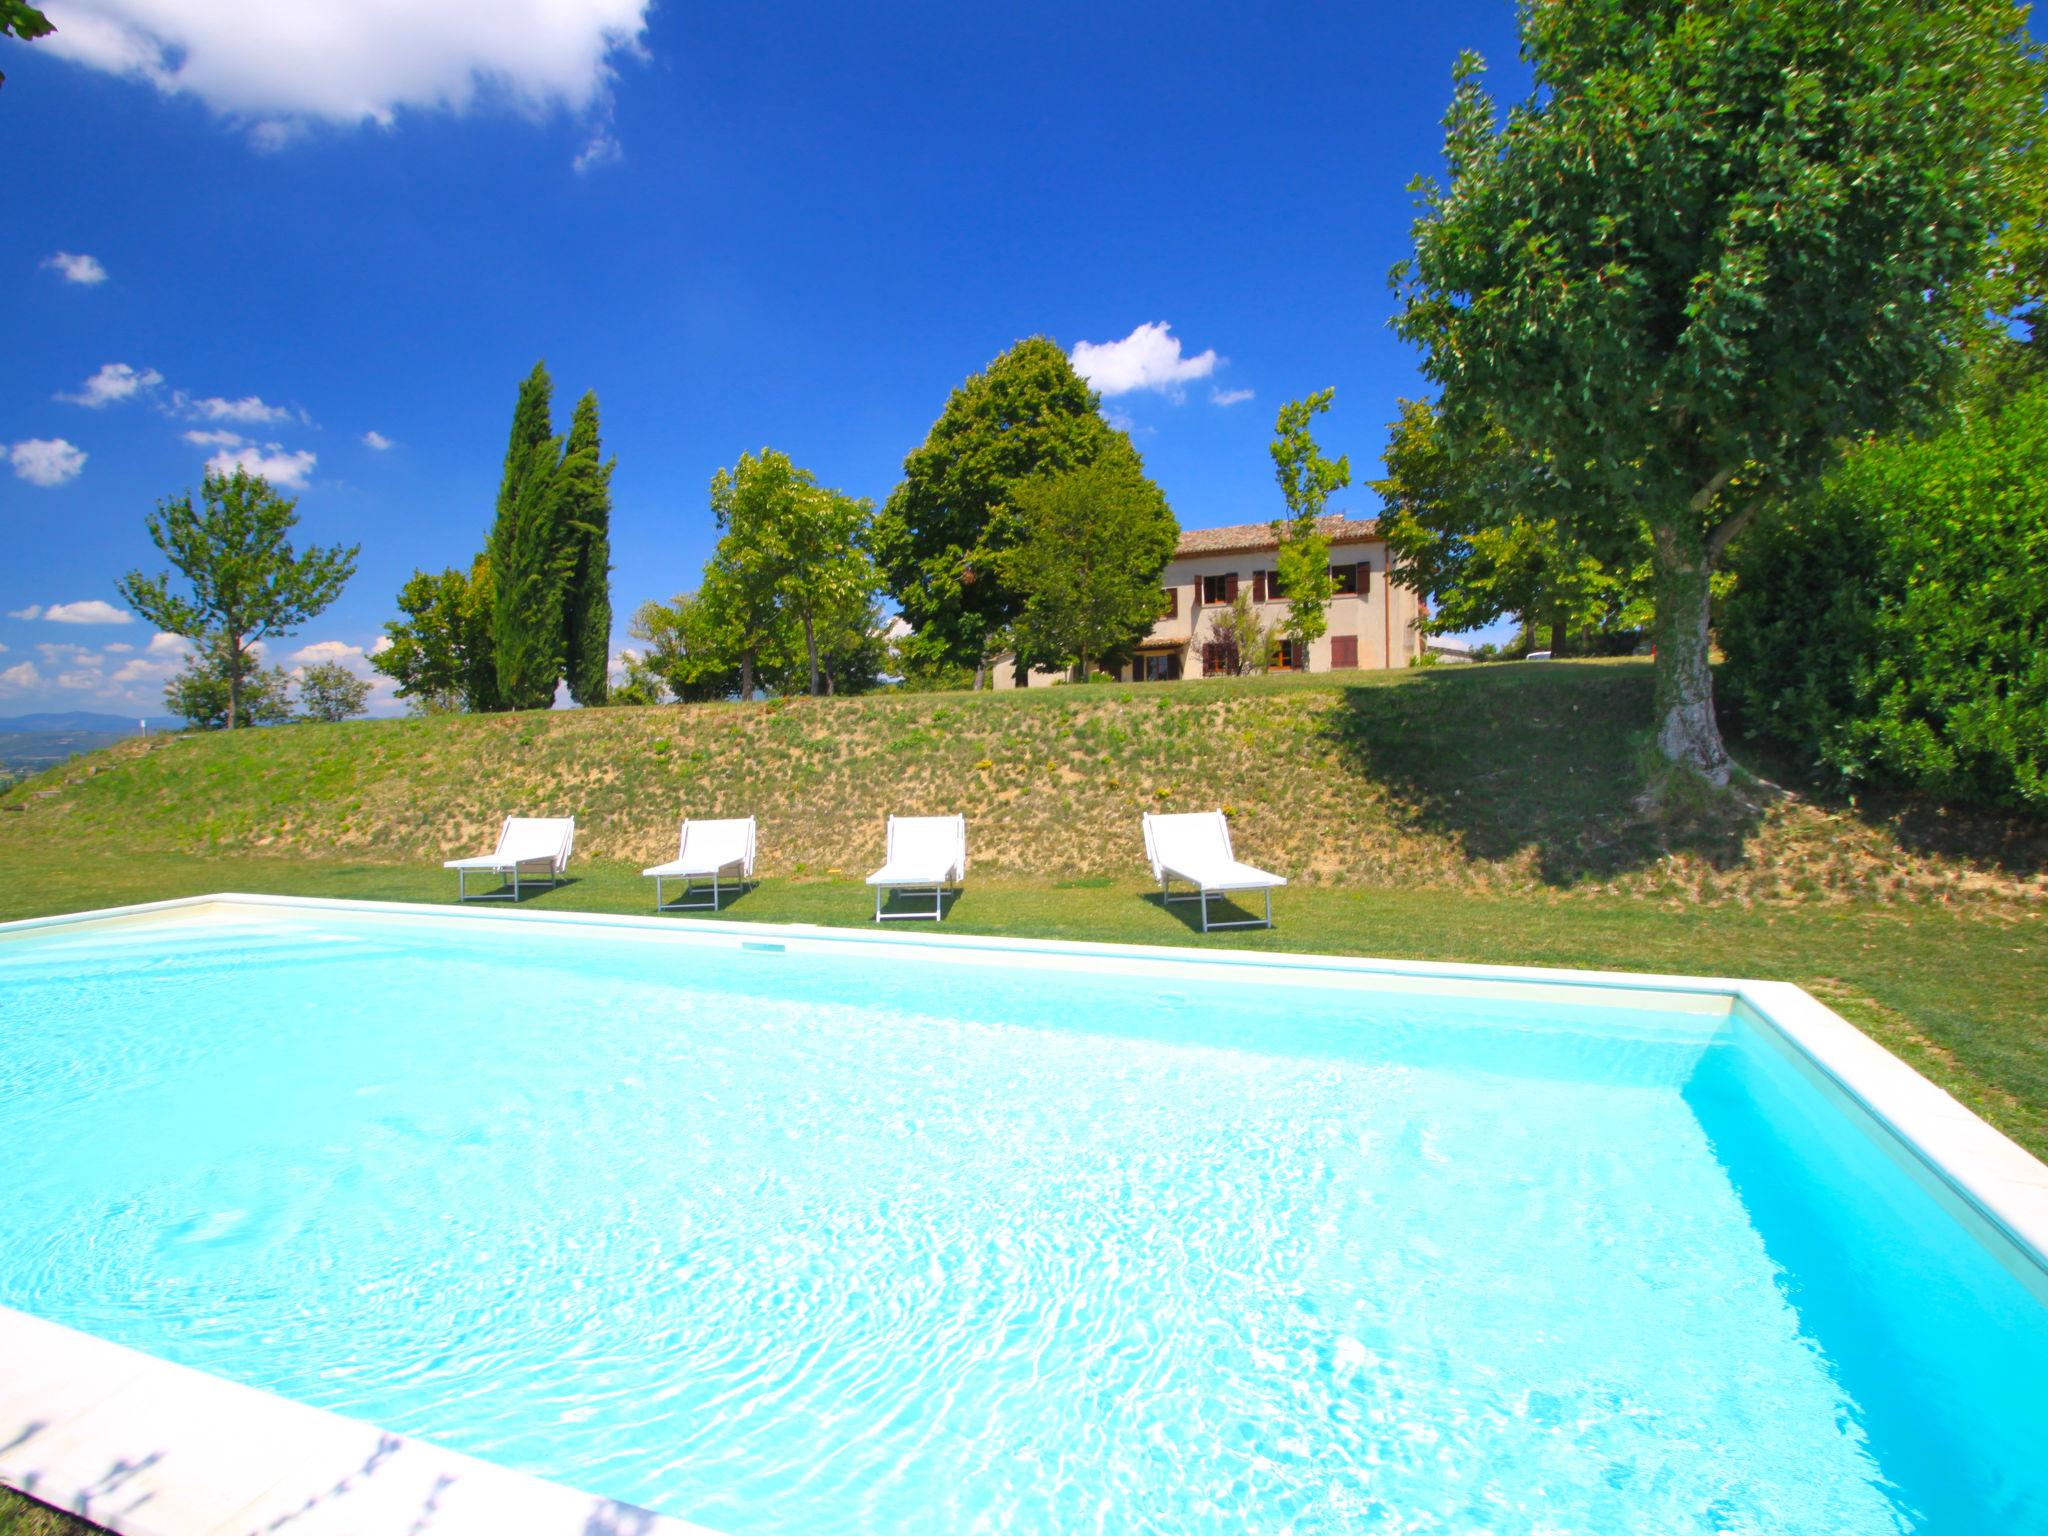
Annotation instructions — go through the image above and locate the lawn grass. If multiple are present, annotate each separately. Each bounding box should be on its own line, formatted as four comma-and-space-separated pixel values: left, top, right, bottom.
4, 848, 2043, 1160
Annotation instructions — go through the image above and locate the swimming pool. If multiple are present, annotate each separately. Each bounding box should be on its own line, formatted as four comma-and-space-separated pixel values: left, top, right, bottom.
1, 897, 2043, 1534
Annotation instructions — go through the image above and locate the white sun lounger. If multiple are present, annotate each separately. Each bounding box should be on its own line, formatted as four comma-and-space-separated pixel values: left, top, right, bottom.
1142, 810, 1287, 931
443, 816, 576, 902
642, 816, 757, 912
865, 813, 967, 922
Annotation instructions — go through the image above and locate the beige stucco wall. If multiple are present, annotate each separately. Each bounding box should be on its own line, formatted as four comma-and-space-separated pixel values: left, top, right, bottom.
988, 537, 1424, 686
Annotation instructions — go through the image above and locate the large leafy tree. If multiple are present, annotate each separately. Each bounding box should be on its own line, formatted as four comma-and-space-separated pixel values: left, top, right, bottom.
999, 458, 1178, 679
1375, 397, 1650, 651
487, 360, 568, 711
703, 449, 881, 697
0, 2, 53, 89
558, 391, 615, 707
372, 562, 498, 712
118, 469, 358, 730
163, 639, 294, 731
1269, 390, 1349, 657
627, 594, 747, 703
1393, 1, 2046, 782
873, 337, 1157, 683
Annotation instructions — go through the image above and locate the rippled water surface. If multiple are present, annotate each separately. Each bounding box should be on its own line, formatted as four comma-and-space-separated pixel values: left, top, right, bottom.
1, 907, 2044, 1534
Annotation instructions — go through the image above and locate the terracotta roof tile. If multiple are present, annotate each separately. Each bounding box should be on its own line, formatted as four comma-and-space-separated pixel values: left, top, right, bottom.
1172, 514, 1380, 559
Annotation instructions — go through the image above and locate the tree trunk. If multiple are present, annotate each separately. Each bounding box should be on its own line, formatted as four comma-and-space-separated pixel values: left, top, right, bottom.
802, 611, 820, 697
1549, 597, 1569, 658
226, 633, 242, 731
1649, 522, 1730, 783
973, 660, 985, 691
740, 650, 755, 701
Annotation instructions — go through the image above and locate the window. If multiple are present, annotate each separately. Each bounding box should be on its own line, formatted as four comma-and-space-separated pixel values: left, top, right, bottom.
1201, 572, 1236, 605
1201, 641, 1239, 676
1272, 638, 1302, 671
1330, 635, 1358, 669
1140, 652, 1182, 682
1329, 564, 1358, 596
1162, 586, 1179, 618
1263, 567, 1287, 600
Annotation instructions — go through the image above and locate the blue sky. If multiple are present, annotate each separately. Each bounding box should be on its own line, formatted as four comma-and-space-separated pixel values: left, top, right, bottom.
1, 1, 1529, 716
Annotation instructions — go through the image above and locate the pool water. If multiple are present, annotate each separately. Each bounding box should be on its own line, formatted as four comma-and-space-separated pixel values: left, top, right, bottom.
1, 906, 2043, 1535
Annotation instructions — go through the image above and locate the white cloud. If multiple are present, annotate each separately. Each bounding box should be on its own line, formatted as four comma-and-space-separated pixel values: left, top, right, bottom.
176, 391, 292, 425
361, 429, 393, 450
369, 634, 393, 656
59, 361, 162, 407
39, 1, 653, 149
1071, 323, 1219, 399
290, 639, 371, 667
145, 631, 190, 657
44, 251, 109, 284
8, 606, 42, 621
183, 428, 245, 447
573, 126, 622, 174
8, 438, 88, 486
103, 642, 135, 654
1211, 388, 1255, 407
43, 600, 134, 625
0, 662, 42, 694
37, 643, 97, 663
205, 442, 317, 488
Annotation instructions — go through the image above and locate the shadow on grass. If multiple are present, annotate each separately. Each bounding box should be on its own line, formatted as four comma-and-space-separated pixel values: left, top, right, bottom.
1141, 889, 1274, 934
1318, 662, 1766, 887
456, 876, 580, 905
873, 888, 961, 922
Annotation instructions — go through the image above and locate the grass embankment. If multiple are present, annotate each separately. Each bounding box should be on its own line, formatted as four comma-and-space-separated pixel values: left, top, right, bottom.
2, 659, 2044, 1157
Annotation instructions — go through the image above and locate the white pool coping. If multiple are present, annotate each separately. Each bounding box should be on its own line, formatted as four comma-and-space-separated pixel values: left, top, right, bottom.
2, 891, 2045, 1536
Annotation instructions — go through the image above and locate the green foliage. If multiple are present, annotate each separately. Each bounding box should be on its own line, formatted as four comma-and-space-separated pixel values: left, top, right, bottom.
118, 468, 358, 730
163, 639, 293, 731
486, 362, 569, 710
1269, 390, 1348, 651
558, 391, 615, 707
1375, 398, 1650, 650
296, 661, 372, 723
0, 1, 53, 89
1205, 587, 1275, 676
873, 337, 1158, 674
372, 564, 498, 712
1722, 375, 2048, 811
999, 459, 1178, 677
701, 449, 884, 696
628, 594, 745, 703
1392, 0, 2048, 777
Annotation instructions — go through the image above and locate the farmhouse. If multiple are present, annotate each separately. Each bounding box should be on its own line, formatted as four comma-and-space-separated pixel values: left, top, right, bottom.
991, 514, 1426, 685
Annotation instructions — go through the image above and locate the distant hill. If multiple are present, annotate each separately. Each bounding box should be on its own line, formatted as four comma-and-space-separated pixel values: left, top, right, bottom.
0, 711, 181, 733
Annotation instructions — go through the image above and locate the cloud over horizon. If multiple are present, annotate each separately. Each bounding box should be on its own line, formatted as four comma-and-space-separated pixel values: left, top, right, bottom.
58, 361, 162, 407
39, 0, 653, 152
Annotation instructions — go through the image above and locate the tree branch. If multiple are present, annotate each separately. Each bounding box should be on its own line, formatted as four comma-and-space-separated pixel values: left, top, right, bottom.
1706, 499, 1764, 565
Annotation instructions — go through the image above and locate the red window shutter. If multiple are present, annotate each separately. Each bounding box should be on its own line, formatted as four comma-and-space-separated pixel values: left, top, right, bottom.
1356, 562, 1371, 596
1224, 572, 1238, 602
1253, 569, 1266, 603
1164, 587, 1178, 618
1331, 636, 1358, 669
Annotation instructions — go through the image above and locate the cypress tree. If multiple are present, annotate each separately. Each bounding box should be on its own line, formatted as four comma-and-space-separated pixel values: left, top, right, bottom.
558, 391, 615, 706
486, 361, 569, 710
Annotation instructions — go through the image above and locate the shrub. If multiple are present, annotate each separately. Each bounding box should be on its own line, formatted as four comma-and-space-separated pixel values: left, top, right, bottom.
1721, 375, 2048, 811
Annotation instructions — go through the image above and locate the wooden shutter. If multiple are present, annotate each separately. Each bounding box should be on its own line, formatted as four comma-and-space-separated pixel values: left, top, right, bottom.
1331, 636, 1358, 669
1224, 572, 1239, 602
1356, 562, 1371, 596
1253, 569, 1266, 603
1164, 586, 1178, 618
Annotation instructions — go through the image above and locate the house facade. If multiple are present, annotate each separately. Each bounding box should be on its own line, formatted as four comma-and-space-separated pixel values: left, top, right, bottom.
991, 514, 1425, 685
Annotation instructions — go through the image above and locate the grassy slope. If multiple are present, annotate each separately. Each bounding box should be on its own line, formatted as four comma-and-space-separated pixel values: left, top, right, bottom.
3, 661, 2042, 900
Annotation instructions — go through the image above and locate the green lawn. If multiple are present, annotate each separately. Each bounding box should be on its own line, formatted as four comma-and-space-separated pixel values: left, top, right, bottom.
5, 848, 2043, 1159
